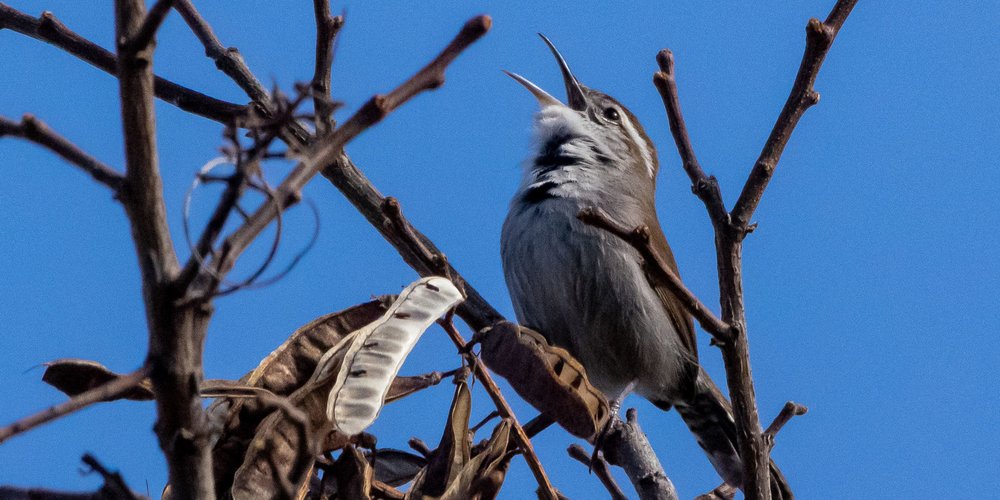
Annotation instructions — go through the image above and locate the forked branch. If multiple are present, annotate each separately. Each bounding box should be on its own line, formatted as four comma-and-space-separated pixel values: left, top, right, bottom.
731, 0, 859, 230
205, 15, 492, 289
0, 5, 245, 123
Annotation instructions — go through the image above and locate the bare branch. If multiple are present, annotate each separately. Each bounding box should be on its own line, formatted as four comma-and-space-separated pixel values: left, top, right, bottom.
81, 454, 141, 500
577, 206, 733, 342
0, 114, 123, 191
649, 3, 857, 496
173, 0, 272, 106
311, 0, 344, 135
205, 15, 491, 290
438, 316, 559, 500
699, 402, 807, 499
602, 409, 679, 500
764, 401, 808, 446
731, 0, 859, 230
0, 364, 151, 444
567, 444, 628, 500
652, 49, 729, 229
0, 5, 245, 123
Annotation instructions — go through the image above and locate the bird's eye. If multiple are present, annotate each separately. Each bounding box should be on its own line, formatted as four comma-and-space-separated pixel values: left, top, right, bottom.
603, 107, 621, 122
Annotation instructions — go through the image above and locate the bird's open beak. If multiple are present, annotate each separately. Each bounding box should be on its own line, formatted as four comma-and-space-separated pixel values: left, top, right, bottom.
503, 70, 562, 107
503, 34, 589, 112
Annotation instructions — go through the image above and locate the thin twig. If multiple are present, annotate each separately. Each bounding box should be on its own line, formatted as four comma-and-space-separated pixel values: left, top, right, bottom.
577, 206, 733, 342
699, 401, 807, 499
172, 0, 271, 106
0, 114, 123, 191
371, 480, 406, 500
311, 0, 344, 135
81, 453, 142, 499
204, 15, 491, 291
731, 0, 859, 230
0, 5, 244, 123
438, 316, 559, 500
652, 49, 729, 229
567, 444, 628, 500
764, 401, 808, 447
0, 364, 151, 444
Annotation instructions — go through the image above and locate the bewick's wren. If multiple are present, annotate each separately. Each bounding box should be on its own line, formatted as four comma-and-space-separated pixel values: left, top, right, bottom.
501, 36, 788, 495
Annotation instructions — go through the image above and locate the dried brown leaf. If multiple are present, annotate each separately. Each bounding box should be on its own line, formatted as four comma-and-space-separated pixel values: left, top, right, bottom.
409, 381, 472, 497
335, 446, 374, 500
230, 332, 358, 498
371, 449, 427, 487
213, 299, 389, 496
42, 359, 154, 401
479, 321, 610, 440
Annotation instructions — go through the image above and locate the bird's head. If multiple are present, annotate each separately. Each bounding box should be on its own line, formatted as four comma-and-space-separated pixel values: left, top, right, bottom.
506, 35, 659, 197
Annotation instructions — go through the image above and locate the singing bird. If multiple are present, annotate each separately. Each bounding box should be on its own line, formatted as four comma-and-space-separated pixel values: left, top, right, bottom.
501, 35, 789, 497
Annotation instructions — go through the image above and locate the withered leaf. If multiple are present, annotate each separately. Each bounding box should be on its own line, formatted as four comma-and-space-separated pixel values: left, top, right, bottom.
408, 381, 472, 498
230, 330, 358, 498
385, 372, 446, 404
370, 449, 427, 487
212, 300, 389, 497
335, 445, 373, 500
408, 419, 515, 500
479, 321, 610, 440
42, 359, 153, 401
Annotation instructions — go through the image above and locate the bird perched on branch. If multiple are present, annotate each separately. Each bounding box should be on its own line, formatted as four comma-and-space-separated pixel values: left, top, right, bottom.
501, 35, 789, 498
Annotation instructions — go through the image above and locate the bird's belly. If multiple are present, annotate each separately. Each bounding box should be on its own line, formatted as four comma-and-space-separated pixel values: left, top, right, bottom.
501, 204, 686, 399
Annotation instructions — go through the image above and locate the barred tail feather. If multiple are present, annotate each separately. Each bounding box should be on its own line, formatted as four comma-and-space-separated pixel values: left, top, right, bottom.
672, 369, 792, 500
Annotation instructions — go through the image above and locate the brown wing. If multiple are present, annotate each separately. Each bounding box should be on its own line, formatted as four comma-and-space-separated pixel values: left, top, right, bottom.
644, 211, 700, 385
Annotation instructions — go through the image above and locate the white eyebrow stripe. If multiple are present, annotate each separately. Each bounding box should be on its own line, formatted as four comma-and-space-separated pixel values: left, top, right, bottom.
619, 112, 655, 178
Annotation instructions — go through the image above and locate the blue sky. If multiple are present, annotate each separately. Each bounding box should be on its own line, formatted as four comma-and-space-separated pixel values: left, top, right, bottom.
1, 1, 997, 498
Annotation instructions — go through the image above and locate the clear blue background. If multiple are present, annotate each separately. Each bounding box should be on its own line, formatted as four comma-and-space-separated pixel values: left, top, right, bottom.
1, 1, 997, 498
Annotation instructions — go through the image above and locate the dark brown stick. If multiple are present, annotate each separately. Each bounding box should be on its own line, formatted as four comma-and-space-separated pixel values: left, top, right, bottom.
567, 444, 628, 500
652, 50, 729, 229
649, 3, 856, 497
0, 5, 245, 123
0, 365, 152, 444
311, 0, 344, 135
205, 16, 491, 290
577, 207, 733, 342
114, 1, 214, 496
699, 401, 808, 499
81, 454, 141, 499
438, 317, 559, 500
764, 401, 808, 446
0, 114, 123, 191
731, 0, 859, 230
172, 0, 271, 106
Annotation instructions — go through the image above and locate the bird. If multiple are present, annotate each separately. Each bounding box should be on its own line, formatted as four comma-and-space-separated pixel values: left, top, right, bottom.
500, 34, 789, 497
